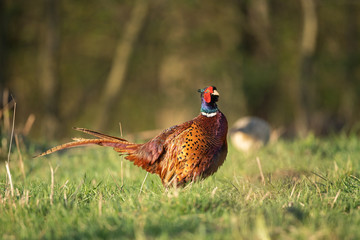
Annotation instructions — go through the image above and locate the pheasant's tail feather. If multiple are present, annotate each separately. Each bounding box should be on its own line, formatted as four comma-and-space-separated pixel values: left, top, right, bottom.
34, 138, 137, 158
73, 127, 128, 141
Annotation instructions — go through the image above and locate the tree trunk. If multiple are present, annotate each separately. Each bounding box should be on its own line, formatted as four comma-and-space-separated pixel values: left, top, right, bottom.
342, 1, 359, 126
39, 0, 60, 138
248, 0, 271, 58
295, 0, 317, 137
0, 0, 7, 89
96, 0, 149, 130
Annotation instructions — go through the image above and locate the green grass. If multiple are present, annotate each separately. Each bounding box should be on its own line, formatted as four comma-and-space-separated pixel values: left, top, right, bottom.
1, 134, 360, 239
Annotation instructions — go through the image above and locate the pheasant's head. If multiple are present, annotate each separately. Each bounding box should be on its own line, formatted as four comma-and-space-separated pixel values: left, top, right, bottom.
198, 86, 219, 117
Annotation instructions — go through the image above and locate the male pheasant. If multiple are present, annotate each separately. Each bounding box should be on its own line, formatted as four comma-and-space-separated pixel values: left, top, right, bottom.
37, 86, 228, 187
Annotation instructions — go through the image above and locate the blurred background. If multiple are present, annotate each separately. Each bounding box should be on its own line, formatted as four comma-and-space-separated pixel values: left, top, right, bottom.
1, 0, 360, 141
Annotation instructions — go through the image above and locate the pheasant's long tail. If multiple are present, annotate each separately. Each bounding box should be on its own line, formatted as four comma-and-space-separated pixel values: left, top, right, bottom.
73, 127, 128, 142
35, 128, 138, 158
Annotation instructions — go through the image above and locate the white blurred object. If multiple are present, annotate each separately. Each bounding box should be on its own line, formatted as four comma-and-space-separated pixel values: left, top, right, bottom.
230, 116, 271, 152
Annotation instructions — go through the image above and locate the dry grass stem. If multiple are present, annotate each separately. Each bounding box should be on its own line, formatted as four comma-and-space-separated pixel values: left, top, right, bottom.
19, 189, 29, 207
211, 186, 218, 198
289, 181, 298, 199
5, 162, 14, 197
49, 164, 59, 205
50, 164, 54, 205
297, 190, 302, 201
139, 172, 149, 196
6, 101, 16, 162
26, 190, 29, 205
119, 122, 123, 137
60, 180, 69, 190
64, 190, 68, 205
5, 99, 16, 197
245, 188, 253, 201
331, 190, 341, 208
15, 134, 26, 180
22, 114, 36, 136
256, 157, 266, 185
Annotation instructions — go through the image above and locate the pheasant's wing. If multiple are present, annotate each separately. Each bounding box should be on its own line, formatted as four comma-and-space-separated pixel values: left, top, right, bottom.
124, 120, 194, 171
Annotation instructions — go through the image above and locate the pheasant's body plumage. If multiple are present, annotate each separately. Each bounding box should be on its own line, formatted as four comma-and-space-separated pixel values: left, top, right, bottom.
37, 86, 228, 187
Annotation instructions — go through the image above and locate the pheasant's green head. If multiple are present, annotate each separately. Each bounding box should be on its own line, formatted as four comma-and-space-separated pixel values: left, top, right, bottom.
198, 86, 219, 117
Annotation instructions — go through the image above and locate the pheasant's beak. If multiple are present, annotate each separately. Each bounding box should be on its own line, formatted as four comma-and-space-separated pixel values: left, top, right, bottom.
212, 90, 219, 96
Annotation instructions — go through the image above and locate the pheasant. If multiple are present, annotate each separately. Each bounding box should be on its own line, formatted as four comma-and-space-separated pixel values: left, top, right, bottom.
36, 86, 228, 187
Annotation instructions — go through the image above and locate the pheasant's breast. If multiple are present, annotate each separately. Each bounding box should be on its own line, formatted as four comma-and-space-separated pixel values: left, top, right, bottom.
160, 113, 228, 186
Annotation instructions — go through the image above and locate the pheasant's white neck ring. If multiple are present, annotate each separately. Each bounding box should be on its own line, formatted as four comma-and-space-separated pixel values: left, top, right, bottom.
201, 112, 218, 117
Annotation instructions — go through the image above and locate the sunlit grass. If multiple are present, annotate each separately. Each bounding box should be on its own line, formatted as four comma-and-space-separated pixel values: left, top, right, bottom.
1, 135, 360, 239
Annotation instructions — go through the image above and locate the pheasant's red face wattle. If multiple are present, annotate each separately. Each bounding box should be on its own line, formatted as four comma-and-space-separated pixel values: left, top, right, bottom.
204, 86, 213, 103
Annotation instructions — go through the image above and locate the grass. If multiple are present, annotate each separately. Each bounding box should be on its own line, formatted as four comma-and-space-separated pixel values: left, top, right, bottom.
1, 134, 360, 239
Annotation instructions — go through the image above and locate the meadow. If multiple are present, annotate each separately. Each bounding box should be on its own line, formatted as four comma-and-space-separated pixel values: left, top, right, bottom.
1, 134, 359, 239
